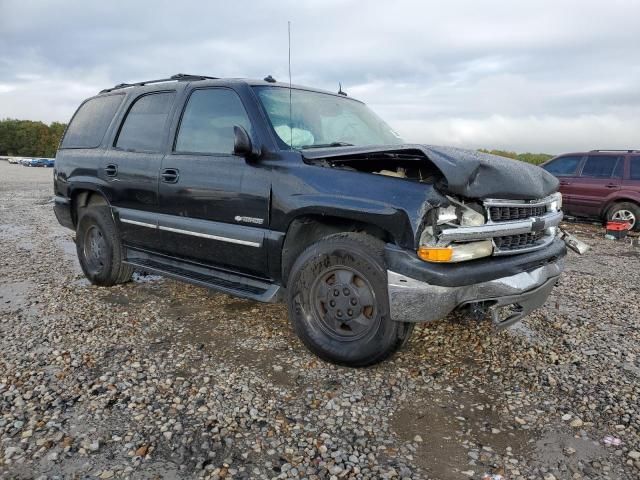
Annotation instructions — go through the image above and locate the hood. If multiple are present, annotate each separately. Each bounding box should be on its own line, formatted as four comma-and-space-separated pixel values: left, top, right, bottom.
301, 144, 559, 200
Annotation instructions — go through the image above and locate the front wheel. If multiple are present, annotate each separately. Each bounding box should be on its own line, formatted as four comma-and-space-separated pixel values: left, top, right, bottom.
607, 202, 640, 231
76, 206, 133, 286
286, 232, 413, 367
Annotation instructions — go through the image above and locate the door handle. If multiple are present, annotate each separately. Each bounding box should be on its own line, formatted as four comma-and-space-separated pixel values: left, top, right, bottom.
161, 168, 179, 183
605, 184, 619, 189
104, 164, 118, 177
559, 181, 571, 186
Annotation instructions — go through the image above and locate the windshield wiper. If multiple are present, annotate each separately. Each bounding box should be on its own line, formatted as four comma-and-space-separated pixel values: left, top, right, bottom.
301, 142, 354, 149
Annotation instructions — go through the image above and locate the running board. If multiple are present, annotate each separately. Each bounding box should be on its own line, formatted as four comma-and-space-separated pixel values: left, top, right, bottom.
124, 249, 282, 303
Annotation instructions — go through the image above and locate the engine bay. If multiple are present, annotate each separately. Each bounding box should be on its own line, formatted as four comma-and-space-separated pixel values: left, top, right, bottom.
305, 151, 443, 184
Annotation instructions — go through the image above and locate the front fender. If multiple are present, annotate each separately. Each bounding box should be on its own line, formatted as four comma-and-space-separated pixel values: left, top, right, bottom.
282, 193, 415, 248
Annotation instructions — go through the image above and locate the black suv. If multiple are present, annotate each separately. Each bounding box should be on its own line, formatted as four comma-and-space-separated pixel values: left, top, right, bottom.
54, 73, 566, 366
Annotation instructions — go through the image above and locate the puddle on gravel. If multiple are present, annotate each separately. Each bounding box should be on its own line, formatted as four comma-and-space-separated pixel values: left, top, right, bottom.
0, 223, 36, 251
146, 295, 297, 388
0, 223, 31, 239
392, 389, 533, 479
52, 233, 83, 275
0, 280, 37, 314
532, 431, 607, 470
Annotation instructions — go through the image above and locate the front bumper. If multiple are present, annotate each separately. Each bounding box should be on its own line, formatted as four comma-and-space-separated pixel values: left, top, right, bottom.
386, 242, 565, 327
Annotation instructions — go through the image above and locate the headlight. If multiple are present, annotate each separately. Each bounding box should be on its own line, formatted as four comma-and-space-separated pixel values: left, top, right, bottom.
436, 197, 485, 226
549, 192, 562, 212
419, 198, 492, 262
418, 240, 494, 263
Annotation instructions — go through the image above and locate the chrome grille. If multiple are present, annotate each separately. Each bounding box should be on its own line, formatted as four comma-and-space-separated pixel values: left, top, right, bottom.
493, 231, 545, 251
436, 194, 562, 257
489, 205, 546, 222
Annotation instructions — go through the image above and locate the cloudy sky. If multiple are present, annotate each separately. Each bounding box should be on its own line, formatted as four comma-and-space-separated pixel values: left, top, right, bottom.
1, 0, 639, 153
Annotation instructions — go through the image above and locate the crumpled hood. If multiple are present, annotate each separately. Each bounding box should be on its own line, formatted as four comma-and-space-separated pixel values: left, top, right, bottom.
301, 144, 559, 200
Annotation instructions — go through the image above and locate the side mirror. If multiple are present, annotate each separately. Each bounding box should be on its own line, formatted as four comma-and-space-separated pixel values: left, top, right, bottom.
233, 125, 260, 158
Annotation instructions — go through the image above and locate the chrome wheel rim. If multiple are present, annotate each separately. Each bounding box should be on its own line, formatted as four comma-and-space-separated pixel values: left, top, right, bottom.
311, 266, 378, 341
612, 209, 636, 227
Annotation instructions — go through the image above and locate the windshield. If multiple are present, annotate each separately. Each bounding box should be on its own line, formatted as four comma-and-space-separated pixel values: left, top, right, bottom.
253, 86, 403, 149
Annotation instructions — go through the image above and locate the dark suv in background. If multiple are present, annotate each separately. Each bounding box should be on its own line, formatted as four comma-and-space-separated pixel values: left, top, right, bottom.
542, 150, 640, 230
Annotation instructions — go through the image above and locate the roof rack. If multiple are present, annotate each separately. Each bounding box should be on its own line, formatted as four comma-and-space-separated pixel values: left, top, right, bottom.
589, 149, 639, 153
100, 73, 218, 93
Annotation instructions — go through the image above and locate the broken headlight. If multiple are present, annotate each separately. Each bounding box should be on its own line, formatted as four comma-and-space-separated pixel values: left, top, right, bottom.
548, 192, 562, 212
418, 197, 493, 263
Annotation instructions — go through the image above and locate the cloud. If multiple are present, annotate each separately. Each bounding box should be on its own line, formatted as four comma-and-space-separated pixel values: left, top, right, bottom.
393, 114, 640, 153
1, 0, 639, 153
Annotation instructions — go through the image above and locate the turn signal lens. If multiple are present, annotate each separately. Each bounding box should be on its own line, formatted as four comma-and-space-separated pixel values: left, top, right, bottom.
417, 246, 453, 262
418, 240, 494, 263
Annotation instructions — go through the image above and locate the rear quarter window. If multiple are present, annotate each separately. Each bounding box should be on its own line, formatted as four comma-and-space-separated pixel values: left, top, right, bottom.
630, 156, 640, 180
61, 94, 124, 149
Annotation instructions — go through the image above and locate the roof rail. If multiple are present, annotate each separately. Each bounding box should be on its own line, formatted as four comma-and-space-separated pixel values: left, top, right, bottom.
589, 149, 639, 153
99, 73, 218, 93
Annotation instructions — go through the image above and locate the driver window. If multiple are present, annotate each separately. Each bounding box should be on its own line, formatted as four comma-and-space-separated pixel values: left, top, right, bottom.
175, 89, 251, 155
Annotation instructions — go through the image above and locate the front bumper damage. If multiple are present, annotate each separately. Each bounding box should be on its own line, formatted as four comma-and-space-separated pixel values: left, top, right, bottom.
386, 242, 565, 328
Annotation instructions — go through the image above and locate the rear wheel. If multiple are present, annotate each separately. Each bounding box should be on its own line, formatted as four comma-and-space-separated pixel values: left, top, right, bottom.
606, 202, 640, 231
76, 206, 133, 286
286, 232, 413, 367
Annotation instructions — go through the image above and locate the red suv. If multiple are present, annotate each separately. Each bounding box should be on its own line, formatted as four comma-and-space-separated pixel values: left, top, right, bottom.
542, 150, 640, 230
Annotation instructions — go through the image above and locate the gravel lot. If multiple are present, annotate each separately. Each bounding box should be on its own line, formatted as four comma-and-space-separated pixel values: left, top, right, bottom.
1, 160, 639, 480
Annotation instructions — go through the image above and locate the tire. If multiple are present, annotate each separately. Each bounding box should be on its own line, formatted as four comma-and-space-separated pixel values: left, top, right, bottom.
606, 202, 640, 231
286, 232, 414, 367
76, 206, 133, 286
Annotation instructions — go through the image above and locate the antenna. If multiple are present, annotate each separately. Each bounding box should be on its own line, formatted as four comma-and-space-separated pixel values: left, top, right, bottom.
288, 20, 293, 148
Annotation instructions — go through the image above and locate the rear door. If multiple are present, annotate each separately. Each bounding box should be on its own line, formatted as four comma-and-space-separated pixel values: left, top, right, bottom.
541, 155, 583, 211
570, 154, 623, 216
102, 90, 176, 249
156, 87, 271, 276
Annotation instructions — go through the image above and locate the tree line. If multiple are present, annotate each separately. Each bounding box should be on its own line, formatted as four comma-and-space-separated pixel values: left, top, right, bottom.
478, 149, 553, 165
0, 119, 67, 158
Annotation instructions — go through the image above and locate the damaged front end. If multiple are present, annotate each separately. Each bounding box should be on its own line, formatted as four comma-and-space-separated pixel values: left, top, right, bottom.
385, 191, 566, 328
303, 144, 564, 262
418, 193, 564, 262
302, 144, 568, 327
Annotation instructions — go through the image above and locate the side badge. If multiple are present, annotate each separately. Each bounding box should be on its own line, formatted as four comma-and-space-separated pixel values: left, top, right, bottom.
234, 215, 264, 225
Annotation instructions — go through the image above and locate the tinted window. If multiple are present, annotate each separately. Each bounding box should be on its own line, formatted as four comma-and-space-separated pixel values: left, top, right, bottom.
631, 156, 640, 180
175, 89, 252, 154
61, 95, 124, 148
116, 92, 175, 152
543, 156, 581, 176
581, 155, 621, 178
612, 156, 624, 178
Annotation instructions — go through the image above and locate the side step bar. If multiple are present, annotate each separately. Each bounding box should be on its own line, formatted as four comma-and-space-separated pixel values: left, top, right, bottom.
124, 249, 283, 303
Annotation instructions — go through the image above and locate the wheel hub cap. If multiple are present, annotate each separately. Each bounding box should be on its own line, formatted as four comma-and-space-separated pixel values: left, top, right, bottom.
612, 209, 636, 226
324, 282, 364, 321
83, 225, 107, 274
311, 267, 377, 340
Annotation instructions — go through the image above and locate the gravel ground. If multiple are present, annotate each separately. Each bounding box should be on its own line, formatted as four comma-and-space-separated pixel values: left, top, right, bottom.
1, 160, 639, 480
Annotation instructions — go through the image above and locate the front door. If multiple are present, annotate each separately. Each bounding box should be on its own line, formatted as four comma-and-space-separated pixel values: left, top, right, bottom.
541, 154, 584, 212
157, 87, 271, 276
